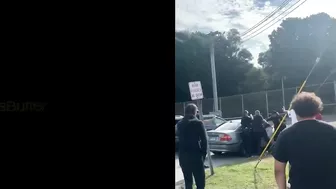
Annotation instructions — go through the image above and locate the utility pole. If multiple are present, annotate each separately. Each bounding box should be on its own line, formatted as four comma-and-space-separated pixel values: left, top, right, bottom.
334, 80, 336, 103
210, 41, 219, 113
281, 76, 286, 107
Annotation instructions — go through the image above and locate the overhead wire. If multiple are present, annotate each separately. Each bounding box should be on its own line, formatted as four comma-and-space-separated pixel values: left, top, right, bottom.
242, 0, 308, 43
240, 0, 292, 37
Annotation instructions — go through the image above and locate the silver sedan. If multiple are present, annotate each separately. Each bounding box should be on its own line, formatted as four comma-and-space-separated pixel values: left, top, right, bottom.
207, 119, 247, 156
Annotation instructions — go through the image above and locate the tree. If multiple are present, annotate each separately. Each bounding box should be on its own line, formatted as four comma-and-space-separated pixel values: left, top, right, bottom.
258, 13, 336, 89
175, 29, 264, 102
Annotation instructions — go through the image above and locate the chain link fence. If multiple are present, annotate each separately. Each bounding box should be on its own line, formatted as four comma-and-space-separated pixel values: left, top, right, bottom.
175, 81, 336, 118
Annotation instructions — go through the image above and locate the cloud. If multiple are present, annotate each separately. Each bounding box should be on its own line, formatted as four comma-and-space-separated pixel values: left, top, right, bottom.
176, 0, 336, 65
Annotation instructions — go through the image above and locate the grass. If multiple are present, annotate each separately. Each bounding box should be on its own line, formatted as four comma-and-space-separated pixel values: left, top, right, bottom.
204, 157, 289, 189
190, 121, 336, 189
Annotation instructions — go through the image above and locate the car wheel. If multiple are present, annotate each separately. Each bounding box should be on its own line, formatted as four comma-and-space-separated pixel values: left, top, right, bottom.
212, 151, 223, 156
238, 145, 248, 157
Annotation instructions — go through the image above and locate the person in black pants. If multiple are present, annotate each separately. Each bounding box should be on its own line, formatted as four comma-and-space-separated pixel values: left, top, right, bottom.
177, 103, 207, 189
251, 110, 270, 155
196, 113, 209, 169
240, 110, 253, 157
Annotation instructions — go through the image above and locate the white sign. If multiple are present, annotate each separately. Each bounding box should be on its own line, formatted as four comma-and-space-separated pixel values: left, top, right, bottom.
188, 81, 204, 100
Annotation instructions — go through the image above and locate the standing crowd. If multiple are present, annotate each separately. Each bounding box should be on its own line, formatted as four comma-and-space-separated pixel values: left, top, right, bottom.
176, 92, 335, 189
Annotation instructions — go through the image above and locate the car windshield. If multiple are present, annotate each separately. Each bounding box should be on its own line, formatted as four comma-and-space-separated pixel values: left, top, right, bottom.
215, 120, 240, 131
203, 117, 226, 127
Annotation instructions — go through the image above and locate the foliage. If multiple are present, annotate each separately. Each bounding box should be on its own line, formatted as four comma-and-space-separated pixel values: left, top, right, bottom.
175, 13, 336, 102
259, 13, 336, 89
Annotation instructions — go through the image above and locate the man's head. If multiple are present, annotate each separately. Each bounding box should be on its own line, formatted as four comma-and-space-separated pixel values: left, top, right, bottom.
184, 103, 198, 117
255, 110, 260, 116
291, 92, 323, 121
244, 110, 249, 116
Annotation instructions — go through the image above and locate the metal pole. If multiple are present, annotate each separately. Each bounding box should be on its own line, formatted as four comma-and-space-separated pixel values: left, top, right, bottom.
282, 77, 286, 107
197, 99, 214, 175
197, 100, 204, 120
334, 80, 336, 103
219, 97, 222, 113
183, 102, 186, 113
210, 41, 219, 112
241, 95, 244, 114
266, 91, 269, 117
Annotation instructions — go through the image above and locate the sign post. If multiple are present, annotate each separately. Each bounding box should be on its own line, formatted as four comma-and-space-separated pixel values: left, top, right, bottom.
188, 81, 214, 175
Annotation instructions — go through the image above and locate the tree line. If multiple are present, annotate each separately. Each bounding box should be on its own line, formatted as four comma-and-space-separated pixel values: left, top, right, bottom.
175, 13, 336, 103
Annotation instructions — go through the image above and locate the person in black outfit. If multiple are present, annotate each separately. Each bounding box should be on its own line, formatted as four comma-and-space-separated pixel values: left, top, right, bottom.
266, 111, 286, 141
177, 103, 207, 189
251, 110, 270, 155
240, 110, 253, 157
196, 112, 209, 169
272, 92, 336, 189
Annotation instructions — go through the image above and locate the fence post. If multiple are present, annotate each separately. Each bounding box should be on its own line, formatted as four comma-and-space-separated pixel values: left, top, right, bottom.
241, 94, 244, 114
183, 102, 186, 112
266, 91, 269, 116
219, 97, 222, 112
334, 80, 336, 103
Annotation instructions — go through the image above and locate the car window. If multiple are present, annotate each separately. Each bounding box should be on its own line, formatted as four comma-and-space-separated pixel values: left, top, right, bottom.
215, 121, 240, 131
214, 117, 226, 126
203, 119, 215, 126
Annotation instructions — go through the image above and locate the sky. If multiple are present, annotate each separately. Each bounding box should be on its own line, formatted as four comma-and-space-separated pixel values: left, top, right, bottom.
176, 0, 336, 65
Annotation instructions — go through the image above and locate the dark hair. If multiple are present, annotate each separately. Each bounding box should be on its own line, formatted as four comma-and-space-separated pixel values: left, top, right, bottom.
291, 92, 323, 118
184, 103, 198, 116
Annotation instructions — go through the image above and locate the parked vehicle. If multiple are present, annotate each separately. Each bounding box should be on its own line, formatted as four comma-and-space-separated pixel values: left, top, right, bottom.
175, 114, 228, 151
207, 119, 274, 156
202, 114, 227, 131
207, 119, 245, 156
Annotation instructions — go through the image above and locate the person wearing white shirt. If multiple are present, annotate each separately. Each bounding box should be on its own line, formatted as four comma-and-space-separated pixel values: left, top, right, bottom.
282, 107, 298, 127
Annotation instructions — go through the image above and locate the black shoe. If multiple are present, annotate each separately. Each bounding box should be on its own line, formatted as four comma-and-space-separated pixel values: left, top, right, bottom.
204, 165, 209, 168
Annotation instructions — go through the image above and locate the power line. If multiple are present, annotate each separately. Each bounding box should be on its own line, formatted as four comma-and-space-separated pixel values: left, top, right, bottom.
242, 0, 303, 40
241, 0, 292, 37
242, 0, 307, 43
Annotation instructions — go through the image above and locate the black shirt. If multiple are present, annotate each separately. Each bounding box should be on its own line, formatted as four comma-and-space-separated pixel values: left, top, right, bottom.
267, 115, 285, 129
252, 115, 264, 132
177, 116, 207, 157
241, 115, 253, 129
272, 120, 336, 189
